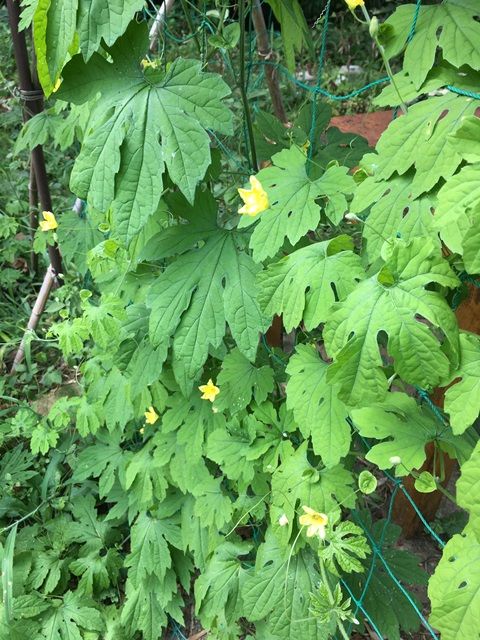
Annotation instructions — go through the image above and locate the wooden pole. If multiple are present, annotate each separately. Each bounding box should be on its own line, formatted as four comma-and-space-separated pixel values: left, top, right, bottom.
251, 0, 288, 124
28, 164, 39, 275
6, 0, 63, 281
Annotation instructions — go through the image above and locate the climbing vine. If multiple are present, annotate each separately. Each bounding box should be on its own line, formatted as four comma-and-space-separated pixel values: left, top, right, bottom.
2, 1, 480, 639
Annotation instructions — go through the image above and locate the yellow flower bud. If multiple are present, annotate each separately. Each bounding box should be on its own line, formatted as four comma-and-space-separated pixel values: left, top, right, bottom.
345, 0, 365, 9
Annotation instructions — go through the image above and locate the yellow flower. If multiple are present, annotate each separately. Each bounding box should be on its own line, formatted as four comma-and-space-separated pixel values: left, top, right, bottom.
144, 406, 159, 425
141, 58, 159, 70
39, 211, 58, 231
299, 506, 328, 539
345, 0, 365, 8
198, 379, 220, 402
238, 175, 269, 217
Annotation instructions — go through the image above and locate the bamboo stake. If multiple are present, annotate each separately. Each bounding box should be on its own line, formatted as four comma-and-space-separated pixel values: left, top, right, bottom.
251, 0, 288, 124
10, 266, 56, 373
149, 0, 176, 52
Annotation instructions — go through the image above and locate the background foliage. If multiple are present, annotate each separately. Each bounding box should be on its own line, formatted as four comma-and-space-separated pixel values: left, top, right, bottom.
2, 0, 480, 639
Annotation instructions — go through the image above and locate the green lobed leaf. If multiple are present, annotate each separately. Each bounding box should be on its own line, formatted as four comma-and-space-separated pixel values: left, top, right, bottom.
121, 573, 172, 640
242, 533, 332, 639
456, 442, 480, 539
324, 238, 460, 406
147, 195, 268, 393
72, 430, 128, 498
195, 542, 250, 632
246, 402, 296, 472
429, 528, 480, 640
319, 521, 370, 574
238, 146, 354, 262
374, 94, 477, 198
384, 0, 480, 88
69, 546, 122, 596
447, 115, 480, 163
58, 23, 232, 242
214, 348, 275, 414
56, 209, 103, 275
257, 235, 365, 332
444, 332, 480, 434
206, 424, 255, 489
270, 442, 355, 547
19, 590, 105, 639
125, 512, 181, 584
351, 392, 471, 476
435, 164, 480, 258
350, 174, 437, 264
31, 0, 145, 92
263, 0, 312, 71
181, 495, 223, 572
286, 345, 351, 468
124, 443, 169, 512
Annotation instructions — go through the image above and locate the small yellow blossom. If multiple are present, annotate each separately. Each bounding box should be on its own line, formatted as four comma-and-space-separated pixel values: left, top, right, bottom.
139, 427, 145, 435
199, 379, 220, 402
299, 506, 328, 539
141, 58, 159, 70
144, 406, 159, 425
238, 175, 269, 217
52, 77, 62, 93
278, 513, 289, 527
300, 139, 310, 155
39, 210, 58, 231
345, 0, 365, 9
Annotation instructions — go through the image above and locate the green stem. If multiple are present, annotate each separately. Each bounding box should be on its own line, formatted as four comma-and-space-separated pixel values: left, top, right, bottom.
319, 557, 350, 640
435, 481, 457, 506
238, 0, 258, 171
377, 45, 408, 114
359, 4, 408, 114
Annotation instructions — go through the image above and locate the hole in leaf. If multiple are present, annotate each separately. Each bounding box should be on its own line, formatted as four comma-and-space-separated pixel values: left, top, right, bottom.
330, 281, 339, 301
